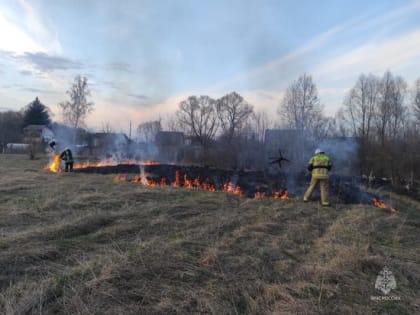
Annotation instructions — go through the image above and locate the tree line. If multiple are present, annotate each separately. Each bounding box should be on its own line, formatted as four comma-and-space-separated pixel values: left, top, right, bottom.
337, 71, 420, 186
136, 71, 420, 183
1, 71, 420, 184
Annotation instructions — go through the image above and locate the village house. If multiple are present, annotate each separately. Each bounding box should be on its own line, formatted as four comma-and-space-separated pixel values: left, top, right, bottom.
23, 124, 55, 143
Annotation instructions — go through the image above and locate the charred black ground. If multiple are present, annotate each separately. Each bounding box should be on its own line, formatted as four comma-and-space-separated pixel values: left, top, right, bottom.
74, 163, 395, 206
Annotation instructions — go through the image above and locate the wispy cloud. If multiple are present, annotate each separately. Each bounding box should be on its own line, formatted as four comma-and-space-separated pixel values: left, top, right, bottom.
0, 12, 44, 53
209, 1, 420, 117
312, 28, 420, 81
0, 1, 61, 54
90, 79, 122, 91
105, 62, 132, 73
10, 52, 83, 72
213, 1, 420, 91
18, 86, 57, 94
17, 0, 62, 53
211, 25, 344, 91
20, 69, 32, 76
127, 93, 149, 100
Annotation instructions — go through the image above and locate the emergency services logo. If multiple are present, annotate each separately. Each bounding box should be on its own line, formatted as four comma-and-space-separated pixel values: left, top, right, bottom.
374, 266, 396, 295
370, 266, 401, 301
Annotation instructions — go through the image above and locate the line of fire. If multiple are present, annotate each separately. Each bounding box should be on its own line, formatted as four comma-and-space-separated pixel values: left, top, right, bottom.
43, 130, 398, 211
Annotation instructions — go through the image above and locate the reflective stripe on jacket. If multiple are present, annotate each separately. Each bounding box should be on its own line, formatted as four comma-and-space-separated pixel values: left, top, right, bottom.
308, 154, 332, 179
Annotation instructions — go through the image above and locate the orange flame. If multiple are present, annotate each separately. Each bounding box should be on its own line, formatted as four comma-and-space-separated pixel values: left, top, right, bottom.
132, 175, 141, 183
254, 192, 265, 199
44, 154, 61, 173
202, 182, 216, 192
113, 175, 127, 182
234, 185, 242, 196
184, 174, 192, 189
372, 198, 397, 213
111, 170, 290, 200
140, 168, 149, 185
45, 157, 287, 200
73, 159, 159, 170
220, 182, 242, 195
193, 177, 201, 189
273, 190, 289, 200
139, 160, 160, 166
46, 158, 160, 173
173, 170, 180, 187
160, 177, 167, 187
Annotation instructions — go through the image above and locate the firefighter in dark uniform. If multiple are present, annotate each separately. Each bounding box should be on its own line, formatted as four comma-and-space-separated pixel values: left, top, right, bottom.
60, 147, 73, 172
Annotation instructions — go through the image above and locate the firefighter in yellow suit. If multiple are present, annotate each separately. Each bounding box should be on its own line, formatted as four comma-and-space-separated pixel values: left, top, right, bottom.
303, 148, 332, 206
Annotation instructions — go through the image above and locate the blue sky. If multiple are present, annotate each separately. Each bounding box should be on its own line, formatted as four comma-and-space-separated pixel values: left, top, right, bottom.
1, 0, 420, 131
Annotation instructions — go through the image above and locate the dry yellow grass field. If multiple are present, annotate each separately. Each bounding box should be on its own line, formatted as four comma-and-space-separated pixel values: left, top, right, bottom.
0, 154, 419, 314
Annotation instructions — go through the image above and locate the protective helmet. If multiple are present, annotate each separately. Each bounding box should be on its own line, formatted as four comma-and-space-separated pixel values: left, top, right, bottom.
315, 148, 324, 154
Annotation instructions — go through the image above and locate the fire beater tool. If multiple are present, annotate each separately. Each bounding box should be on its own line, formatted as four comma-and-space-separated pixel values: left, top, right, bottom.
269, 149, 291, 168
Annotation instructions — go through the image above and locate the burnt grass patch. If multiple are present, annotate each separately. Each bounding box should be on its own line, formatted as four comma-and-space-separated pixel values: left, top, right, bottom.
76, 163, 408, 211
0, 155, 419, 314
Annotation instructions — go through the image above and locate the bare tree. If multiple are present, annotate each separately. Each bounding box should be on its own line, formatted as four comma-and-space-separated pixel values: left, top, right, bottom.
162, 114, 181, 132
376, 71, 407, 144
312, 116, 336, 139
335, 108, 351, 137
278, 73, 323, 134
251, 110, 272, 142
101, 121, 113, 133
376, 71, 393, 144
337, 72, 420, 182
412, 78, 420, 126
343, 74, 379, 139
389, 76, 408, 139
216, 92, 253, 143
60, 75, 94, 130
176, 95, 219, 147
136, 120, 162, 143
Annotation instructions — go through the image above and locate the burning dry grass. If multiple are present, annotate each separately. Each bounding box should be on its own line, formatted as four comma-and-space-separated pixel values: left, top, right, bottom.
0, 154, 419, 314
